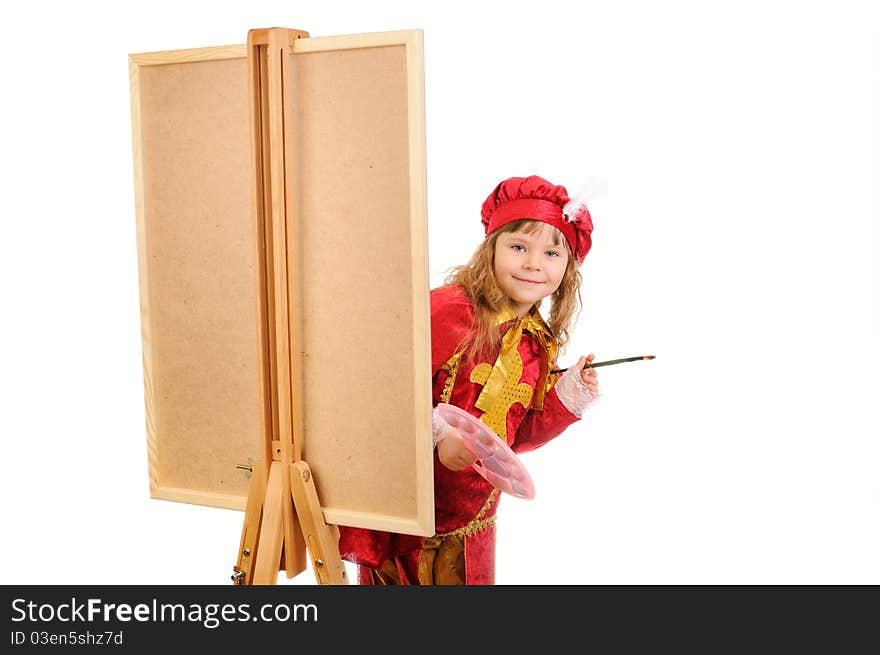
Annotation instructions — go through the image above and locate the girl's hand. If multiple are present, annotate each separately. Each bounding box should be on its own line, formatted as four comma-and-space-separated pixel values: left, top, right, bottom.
579, 353, 600, 397
555, 353, 601, 417
437, 428, 478, 471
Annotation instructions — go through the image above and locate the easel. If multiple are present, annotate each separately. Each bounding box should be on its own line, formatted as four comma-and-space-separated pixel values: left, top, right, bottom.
231, 27, 347, 586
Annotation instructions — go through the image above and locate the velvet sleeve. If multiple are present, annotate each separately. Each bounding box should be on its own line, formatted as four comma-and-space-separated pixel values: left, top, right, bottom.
511, 385, 580, 454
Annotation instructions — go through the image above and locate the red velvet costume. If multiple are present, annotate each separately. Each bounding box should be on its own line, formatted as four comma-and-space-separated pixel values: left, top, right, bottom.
337, 283, 581, 584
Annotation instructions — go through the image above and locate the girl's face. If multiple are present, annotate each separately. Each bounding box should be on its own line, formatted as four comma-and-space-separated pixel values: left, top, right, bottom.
493, 222, 569, 317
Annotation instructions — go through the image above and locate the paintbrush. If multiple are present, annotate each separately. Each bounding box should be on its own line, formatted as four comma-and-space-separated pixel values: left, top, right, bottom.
550, 355, 655, 375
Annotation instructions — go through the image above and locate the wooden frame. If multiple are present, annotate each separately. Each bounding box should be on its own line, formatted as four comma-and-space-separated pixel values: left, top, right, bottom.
129, 29, 433, 538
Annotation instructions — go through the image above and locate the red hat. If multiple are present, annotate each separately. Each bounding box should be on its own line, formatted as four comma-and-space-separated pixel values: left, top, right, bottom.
480, 175, 593, 264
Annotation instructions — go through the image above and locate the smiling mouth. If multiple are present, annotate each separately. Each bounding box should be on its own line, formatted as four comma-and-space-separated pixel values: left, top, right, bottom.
513, 277, 543, 285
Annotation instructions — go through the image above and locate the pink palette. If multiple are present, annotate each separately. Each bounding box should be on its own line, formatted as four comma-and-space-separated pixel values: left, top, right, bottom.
435, 403, 535, 500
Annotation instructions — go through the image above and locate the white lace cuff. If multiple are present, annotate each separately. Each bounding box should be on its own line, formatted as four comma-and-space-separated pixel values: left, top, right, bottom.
431, 407, 453, 448
554, 365, 600, 418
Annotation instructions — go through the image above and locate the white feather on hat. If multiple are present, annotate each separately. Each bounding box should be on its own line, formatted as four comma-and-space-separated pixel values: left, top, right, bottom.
562, 176, 607, 223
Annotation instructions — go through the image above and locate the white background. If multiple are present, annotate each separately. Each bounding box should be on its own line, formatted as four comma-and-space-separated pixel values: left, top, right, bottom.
2, 0, 878, 585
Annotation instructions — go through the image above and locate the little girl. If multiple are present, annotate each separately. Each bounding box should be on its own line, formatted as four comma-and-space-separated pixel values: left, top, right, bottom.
338, 175, 600, 584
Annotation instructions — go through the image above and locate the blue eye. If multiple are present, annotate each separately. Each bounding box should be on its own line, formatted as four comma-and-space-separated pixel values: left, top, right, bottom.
512, 244, 525, 252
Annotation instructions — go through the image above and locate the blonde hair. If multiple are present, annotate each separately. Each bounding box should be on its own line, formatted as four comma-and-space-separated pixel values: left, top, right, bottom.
444, 220, 582, 364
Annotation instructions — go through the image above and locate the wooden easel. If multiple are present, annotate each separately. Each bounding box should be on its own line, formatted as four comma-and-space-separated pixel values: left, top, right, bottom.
231, 27, 347, 586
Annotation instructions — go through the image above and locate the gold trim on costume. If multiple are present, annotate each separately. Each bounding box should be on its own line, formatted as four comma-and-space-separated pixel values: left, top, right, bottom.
439, 350, 463, 404
436, 488, 499, 539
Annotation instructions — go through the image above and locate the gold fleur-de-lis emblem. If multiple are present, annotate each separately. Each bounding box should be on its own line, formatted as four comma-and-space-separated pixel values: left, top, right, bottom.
469, 344, 533, 442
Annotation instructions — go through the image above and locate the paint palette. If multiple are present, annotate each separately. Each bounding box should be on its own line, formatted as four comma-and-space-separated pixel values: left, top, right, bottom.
435, 403, 535, 500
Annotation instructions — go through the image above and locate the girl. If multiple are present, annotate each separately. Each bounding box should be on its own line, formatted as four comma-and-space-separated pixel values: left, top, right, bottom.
338, 175, 600, 584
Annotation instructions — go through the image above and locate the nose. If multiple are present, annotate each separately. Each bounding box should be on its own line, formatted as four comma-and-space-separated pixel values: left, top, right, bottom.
523, 251, 542, 270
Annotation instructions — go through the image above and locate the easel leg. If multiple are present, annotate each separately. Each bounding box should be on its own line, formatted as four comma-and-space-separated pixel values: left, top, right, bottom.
289, 461, 348, 584
252, 461, 285, 584
232, 459, 268, 585
281, 465, 307, 578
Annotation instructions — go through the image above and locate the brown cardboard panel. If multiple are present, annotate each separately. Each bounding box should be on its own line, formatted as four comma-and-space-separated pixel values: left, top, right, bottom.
137, 56, 258, 506
293, 44, 419, 525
